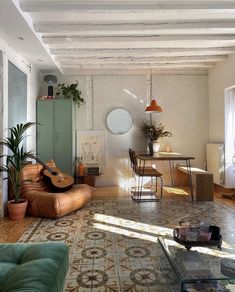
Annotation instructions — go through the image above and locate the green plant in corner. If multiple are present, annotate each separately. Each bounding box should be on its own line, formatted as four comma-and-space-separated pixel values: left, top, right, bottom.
0, 122, 35, 204
56, 80, 84, 107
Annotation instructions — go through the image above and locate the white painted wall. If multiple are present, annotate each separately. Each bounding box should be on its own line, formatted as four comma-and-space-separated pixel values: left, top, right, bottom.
27, 64, 40, 152
208, 53, 235, 142
41, 72, 208, 187
0, 38, 40, 216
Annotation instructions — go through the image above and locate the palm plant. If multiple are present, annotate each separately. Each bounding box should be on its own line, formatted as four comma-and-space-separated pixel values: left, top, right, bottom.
0, 122, 35, 203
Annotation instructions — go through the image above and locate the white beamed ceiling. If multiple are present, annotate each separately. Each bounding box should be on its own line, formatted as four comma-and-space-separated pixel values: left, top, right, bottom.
19, 0, 235, 74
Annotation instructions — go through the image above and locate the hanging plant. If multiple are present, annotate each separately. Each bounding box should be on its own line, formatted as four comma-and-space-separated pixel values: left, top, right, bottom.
56, 80, 84, 107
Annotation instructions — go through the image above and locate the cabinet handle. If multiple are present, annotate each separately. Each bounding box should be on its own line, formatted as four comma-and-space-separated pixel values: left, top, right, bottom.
55, 132, 60, 141
37, 131, 40, 139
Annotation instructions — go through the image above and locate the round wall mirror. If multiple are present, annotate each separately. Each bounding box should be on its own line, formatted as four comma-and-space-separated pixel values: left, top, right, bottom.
106, 108, 133, 135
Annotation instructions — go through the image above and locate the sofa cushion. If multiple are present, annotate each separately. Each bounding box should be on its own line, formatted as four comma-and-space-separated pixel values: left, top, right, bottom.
0, 242, 69, 292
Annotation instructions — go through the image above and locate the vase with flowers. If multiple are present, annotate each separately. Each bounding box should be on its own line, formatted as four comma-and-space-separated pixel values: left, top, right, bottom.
141, 121, 172, 154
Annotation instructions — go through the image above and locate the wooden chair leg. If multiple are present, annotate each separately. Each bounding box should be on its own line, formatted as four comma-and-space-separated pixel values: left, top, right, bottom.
154, 176, 163, 201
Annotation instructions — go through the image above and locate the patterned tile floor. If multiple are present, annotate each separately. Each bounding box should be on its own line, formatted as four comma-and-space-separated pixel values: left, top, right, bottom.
18, 194, 235, 291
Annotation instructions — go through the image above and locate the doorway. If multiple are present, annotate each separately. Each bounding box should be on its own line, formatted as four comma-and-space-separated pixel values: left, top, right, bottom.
224, 86, 235, 188
8, 61, 27, 128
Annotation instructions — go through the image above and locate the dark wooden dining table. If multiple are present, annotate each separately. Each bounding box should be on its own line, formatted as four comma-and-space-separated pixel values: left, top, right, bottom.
137, 152, 195, 201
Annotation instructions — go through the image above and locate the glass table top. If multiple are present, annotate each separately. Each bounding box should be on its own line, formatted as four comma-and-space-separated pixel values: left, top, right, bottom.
159, 236, 235, 283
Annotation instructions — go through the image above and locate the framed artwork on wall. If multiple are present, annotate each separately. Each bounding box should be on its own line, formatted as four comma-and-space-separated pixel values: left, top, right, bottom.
76, 130, 105, 171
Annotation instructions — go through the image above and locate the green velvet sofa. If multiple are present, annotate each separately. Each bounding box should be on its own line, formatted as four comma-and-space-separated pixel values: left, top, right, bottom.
0, 242, 69, 291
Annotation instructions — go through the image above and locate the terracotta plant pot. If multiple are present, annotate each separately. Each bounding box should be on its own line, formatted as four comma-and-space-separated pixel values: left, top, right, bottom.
7, 199, 28, 220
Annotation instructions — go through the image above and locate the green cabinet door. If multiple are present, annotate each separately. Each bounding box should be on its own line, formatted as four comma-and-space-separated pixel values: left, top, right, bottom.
36, 100, 54, 162
36, 99, 74, 176
53, 99, 73, 175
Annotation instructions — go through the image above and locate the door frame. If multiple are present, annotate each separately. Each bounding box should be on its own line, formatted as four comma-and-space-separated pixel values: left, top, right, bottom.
0, 43, 31, 217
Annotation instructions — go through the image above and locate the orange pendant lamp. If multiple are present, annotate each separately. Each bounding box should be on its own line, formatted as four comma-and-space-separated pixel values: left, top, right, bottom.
145, 100, 162, 113
145, 73, 163, 113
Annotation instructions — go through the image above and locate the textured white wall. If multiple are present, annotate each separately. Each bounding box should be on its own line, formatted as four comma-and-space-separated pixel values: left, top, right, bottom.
41, 73, 208, 186
208, 53, 235, 142
153, 75, 208, 164
93, 75, 147, 186
27, 65, 41, 152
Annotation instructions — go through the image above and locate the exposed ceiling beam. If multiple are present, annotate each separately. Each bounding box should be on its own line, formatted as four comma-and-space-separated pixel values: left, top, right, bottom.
61, 62, 215, 70
34, 21, 235, 36
57, 55, 226, 65
18, 0, 235, 72
43, 35, 235, 49
20, 0, 235, 12
22, 11, 235, 23
50, 47, 235, 58
61, 68, 208, 76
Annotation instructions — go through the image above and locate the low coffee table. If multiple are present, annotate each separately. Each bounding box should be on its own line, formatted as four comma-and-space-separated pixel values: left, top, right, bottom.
159, 237, 235, 291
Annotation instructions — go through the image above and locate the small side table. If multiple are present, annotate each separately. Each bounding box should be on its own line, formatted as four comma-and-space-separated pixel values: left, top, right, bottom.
75, 174, 100, 187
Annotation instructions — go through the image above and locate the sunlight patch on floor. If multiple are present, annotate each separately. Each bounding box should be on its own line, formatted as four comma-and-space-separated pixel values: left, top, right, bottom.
163, 238, 235, 260
93, 222, 159, 242
164, 187, 189, 195
119, 177, 154, 190
93, 213, 173, 236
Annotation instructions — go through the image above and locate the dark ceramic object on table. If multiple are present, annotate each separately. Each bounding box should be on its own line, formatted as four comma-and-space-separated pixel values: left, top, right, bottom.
148, 141, 153, 155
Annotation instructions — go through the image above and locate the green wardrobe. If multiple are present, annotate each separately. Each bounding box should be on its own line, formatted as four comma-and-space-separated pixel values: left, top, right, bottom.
36, 99, 74, 175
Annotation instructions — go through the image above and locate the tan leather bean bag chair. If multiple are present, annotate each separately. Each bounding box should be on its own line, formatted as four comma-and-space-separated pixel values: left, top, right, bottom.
20, 161, 92, 219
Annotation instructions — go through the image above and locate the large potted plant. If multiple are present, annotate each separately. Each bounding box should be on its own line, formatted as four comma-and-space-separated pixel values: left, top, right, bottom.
56, 80, 84, 107
0, 122, 35, 220
141, 121, 172, 154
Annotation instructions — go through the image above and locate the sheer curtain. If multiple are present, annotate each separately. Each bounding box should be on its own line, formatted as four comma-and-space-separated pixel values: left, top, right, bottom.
225, 88, 235, 169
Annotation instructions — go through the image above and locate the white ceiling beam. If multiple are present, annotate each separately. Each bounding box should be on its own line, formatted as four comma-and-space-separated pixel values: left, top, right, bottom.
43, 35, 235, 49
61, 62, 215, 70
20, 1, 235, 12
50, 47, 235, 58
19, 0, 235, 72
24, 11, 235, 23
61, 68, 208, 76
44, 35, 235, 43
34, 21, 235, 36
57, 55, 226, 65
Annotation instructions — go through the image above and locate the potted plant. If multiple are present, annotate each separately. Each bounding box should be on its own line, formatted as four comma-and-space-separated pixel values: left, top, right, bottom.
0, 122, 35, 220
74, 156, 85, 176
141, 121, 172, 154
56, 80, 84, 107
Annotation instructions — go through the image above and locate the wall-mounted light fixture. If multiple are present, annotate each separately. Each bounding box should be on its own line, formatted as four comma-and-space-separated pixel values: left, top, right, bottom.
44, 74, 57, 96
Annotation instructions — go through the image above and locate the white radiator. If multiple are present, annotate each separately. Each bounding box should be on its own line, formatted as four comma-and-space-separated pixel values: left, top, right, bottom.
206, 143, 225, 186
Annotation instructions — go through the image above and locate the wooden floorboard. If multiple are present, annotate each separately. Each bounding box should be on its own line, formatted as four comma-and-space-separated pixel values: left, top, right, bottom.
0, 217, 34, 243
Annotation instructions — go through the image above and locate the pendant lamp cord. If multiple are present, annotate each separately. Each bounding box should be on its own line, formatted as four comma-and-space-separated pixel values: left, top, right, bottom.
150, 69, 153, 125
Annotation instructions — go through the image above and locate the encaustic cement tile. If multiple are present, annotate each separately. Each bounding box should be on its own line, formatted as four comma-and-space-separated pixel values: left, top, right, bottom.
65, 275, 121, 292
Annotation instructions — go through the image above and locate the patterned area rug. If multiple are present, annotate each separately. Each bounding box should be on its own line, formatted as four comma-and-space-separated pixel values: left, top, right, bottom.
18, 195, 235, 291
